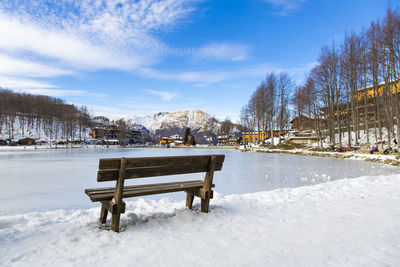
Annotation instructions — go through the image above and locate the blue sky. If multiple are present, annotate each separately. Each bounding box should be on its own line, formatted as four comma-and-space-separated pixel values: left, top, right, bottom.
0, 0, 394, 121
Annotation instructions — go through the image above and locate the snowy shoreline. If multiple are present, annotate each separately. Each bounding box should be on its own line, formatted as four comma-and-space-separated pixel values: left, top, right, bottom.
2, 144, 400, 167
1, 173, 399, 266
240, 146, 400, 166
0, 144, 239, 151
2, 144, 398, 166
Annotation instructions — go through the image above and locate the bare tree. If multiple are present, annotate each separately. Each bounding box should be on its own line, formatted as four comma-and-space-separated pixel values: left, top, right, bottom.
205, 115, 218, 144
277, 72, 292, 144
341, 31, 362, 146
219, 118, 233, 137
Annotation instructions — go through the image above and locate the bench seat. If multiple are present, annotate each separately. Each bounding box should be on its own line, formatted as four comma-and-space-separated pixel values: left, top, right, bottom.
85, 180, 214, 202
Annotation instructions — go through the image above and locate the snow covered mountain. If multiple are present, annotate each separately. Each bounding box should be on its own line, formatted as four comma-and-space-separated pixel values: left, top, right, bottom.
132, 110, 211, 134
125, 110, 216, 143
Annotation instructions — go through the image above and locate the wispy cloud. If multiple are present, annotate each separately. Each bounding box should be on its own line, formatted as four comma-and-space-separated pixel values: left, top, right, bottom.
0, 1, 195, 69
191, 42, 250, 62
138, 62, 314, 86
0, 0, 197, 89
0, 54, 73, 77
261, 0, 307, 15
0, 76, 57, 89
139, 67, 232, 84
146, 89, 176, 101
10, 88, 107, 98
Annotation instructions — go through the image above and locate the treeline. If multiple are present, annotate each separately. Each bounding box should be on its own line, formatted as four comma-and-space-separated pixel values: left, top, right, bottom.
296, 7, 400, 148
241, 7, 400, 148
240, 72, 292, 145
0, 89, 92, 141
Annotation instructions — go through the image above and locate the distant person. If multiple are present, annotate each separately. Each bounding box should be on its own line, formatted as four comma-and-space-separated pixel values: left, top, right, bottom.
384, 147, 393, 155
370, 146, 378, 154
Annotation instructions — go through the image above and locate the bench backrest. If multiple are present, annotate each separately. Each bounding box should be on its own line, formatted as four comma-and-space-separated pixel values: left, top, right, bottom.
97, 154, 225, 182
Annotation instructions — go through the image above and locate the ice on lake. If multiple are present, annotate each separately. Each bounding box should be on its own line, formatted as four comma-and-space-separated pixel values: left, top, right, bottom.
0, 147, 397, 215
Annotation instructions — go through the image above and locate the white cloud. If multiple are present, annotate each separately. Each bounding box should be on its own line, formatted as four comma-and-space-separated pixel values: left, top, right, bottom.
138, 62, 314, 85
0, 54, 73, 77
12, 88, 107, 98
85, 104, 134, 120
0, 0, 197, 82
138, 67, 231, 84
0, 76, 56, 89
262, 0, 307, 15
192, 42, 250, 61
146, 90, 176, 101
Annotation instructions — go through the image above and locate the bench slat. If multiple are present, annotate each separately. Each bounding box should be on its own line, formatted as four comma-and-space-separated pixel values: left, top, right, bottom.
97, 155, 225, 182
86, 180, 209, 202
99, 154, 225, 170
97, 163, 223, 182
86, 180, 206, 195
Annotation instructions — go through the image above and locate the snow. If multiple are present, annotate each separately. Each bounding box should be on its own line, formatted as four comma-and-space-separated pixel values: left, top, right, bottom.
252, 146, 400, 165
130, 110, 212, 134
1, 147, 400, 265
0, 115, 91, 142
329, 126, 399, 148
1, 174, 400, 266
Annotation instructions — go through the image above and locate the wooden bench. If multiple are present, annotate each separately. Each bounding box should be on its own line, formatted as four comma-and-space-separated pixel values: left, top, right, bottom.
85, 154, 225, 232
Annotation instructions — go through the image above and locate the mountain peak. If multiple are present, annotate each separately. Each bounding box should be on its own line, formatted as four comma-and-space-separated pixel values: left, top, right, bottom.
132, 109, 210, 134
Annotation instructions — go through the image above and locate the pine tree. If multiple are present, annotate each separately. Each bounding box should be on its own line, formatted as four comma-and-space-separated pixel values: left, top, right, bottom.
183, 127, 191, 145
189, 134, 196, 145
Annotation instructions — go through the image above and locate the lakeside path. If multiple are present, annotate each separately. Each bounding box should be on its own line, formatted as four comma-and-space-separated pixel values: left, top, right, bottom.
239, 146, 400, 166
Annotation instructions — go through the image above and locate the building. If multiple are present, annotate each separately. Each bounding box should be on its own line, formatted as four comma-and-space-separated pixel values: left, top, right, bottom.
92, 116, 110, 126
321, 79, 400, 130
217, 135, 241, 146
18, 138, 36, 145
89, 125, 142, 145
290, 116, 326, 131
159, 134, 183, 145
90, 127, 106, 139
127, 130, 142, 144
355, 80, 400, 101
285, 131, 320, 144
242, 130, 287, 143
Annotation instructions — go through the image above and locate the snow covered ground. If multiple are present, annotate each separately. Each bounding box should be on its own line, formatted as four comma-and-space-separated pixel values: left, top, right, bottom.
245, 146, 400, 166
1, 174, 399, 266
1, 148, 399, 266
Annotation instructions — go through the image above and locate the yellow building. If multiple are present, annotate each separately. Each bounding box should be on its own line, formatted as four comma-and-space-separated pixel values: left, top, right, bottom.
355, 80, 400, 101
321, 80, 400, 127
159, 134, 183, 145
242, 131, 286, 143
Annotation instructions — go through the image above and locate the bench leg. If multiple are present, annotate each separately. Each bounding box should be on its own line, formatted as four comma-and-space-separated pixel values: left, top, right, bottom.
111, 212, 121, 232
100, 202, 108, 223
186, 192, 194, 209
201, 198, 210, 213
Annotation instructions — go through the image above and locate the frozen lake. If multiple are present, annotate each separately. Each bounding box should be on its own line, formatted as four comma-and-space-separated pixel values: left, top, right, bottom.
0, 147, 397, 215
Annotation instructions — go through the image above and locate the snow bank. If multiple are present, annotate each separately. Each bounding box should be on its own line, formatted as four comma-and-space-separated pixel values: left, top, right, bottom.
1, 174, 400, 266
249, 147, 400, 166
333, 126, 399, 147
